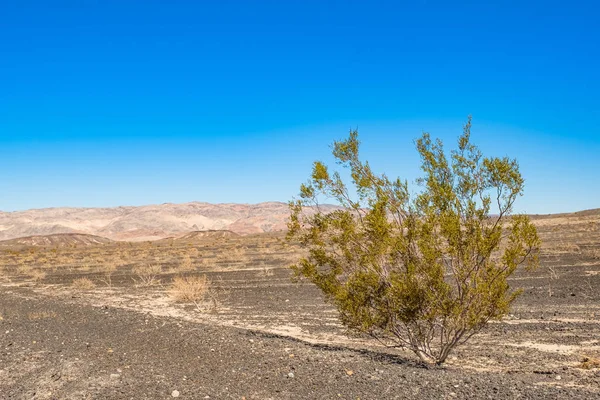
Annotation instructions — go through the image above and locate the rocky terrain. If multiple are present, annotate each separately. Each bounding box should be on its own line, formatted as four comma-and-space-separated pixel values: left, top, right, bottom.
0, 208, 598, 399
0, 233, 113, 248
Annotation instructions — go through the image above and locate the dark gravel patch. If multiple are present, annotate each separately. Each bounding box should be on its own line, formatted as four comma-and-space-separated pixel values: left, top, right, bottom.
1, 287, 598, 399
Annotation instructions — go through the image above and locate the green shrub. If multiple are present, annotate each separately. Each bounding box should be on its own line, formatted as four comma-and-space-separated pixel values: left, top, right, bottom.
288, 117, 540, 365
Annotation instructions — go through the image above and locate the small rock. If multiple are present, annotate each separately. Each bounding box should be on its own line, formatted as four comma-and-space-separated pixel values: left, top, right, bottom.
555, 375, 562, 380
171, 390, 180, 397
287, 372, 295, 378
450, 393, 457, 397
109, 374, 120, 380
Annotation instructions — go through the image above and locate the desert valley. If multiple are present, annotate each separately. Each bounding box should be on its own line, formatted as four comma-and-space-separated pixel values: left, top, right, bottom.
0, 203, 598, 399
3, 1, 598, 398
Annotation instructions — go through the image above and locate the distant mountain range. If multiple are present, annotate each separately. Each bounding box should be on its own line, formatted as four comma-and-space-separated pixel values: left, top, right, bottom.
0, 202, 597, 243
0, 202, 298, 242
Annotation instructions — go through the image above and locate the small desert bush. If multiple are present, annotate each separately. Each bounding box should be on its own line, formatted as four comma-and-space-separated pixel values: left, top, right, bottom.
256, 264, 274, 277
178, 255, 195, 272
29, 269, 47, 282
98, 260, 119, 287
584, 248, 600, 260
72, 277, 96, 290
579, 356, 600, 370
16, 264, 33, 275
132, 263, 162, 287
170, 274, 210, 303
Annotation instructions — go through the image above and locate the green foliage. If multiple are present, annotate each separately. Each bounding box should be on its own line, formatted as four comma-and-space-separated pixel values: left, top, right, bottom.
288, 117, 540, 365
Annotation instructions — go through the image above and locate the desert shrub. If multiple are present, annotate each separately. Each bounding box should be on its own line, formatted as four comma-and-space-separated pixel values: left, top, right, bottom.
16, 264, 33, 275
257, 265, 275, 277
579, 356, 600, 370
29, 269, 47, 282
170, 275, 210, 303
97, 259, 119, 287
72, 277, 96, 290
132, 263, 162, 287
288, 118, 540, 365
178, 255, 195, 272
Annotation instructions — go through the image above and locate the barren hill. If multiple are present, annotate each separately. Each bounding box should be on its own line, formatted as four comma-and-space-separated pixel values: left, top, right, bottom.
0, 233, 113, 247
1, 202, 596, 244
0, 202, 296, 242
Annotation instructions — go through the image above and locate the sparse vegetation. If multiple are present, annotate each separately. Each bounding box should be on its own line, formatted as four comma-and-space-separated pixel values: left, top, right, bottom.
579, 356, 600, 370
289, 119, 541, 365
258, 265, 275, 277
132, 263, 163, 287
178, 254, 195, 272
0, 214, 598, 398
71, 277, 96, 290
29, 269, 46, 282
170, 274, 210, 303
16, 264, 33, 276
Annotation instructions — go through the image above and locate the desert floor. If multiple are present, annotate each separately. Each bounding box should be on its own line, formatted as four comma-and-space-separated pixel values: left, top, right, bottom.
1, 212, 599, 399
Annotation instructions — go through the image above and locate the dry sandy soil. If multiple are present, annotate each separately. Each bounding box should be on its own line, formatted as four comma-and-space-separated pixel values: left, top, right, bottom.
0, 211, 599, 399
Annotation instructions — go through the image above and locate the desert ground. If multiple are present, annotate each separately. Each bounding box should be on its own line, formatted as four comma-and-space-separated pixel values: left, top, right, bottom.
0, 210, 599, 399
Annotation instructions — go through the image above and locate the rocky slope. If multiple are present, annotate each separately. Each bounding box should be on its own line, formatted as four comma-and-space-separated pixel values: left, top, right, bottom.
0, 233, 113, 247
1, 202, 596, 243
0, 202, 296, 241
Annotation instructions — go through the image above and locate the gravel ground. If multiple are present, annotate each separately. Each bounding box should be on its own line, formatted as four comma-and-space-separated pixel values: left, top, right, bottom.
1, 214, 599, 399
1, 282, 599, 400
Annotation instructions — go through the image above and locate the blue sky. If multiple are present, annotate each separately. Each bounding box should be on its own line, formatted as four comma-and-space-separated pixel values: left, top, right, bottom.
1, 0, 598, 214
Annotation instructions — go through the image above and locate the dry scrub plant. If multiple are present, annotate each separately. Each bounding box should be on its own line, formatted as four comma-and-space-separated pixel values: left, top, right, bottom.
132, 263, 162, 287
29, 269, 46, 282
98, 260, 119, 287
169, 274, 222, 311
170, 275, 210, 302
16, 264, 33, 276
289, 118, 540, 365
72, 277, 96, 290
579, 356, 600, 370
178, 255, 195, 272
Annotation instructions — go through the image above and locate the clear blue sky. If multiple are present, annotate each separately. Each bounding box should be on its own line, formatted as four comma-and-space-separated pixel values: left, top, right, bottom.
1, 0, 598, 214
